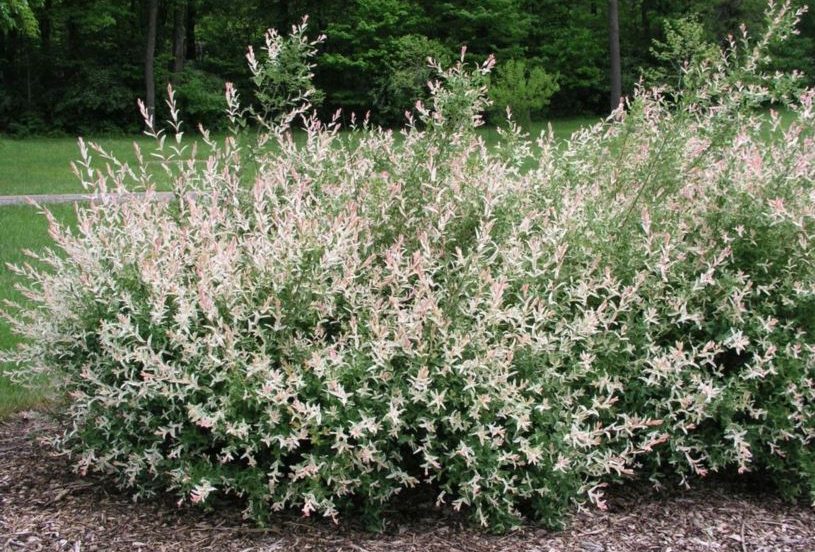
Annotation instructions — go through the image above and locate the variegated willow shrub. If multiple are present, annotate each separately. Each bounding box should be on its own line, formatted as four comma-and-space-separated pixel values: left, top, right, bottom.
2, 4, 814, 532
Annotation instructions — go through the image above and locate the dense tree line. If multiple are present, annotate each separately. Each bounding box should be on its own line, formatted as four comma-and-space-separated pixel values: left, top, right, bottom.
1, 0, 813, 134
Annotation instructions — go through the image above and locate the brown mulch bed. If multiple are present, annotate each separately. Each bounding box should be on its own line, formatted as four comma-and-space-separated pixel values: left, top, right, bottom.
1, 411, 813, 552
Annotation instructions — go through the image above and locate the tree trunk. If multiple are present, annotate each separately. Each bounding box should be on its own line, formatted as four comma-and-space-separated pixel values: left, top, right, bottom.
172, 1, 186, 77
25, 47, 32, 106
145, 0, 159, 118
641, 0, 650, 38
282, 0, 291, 30
185, 0, 196, 60
38, 0, 54, 124
41, 0, 52, 54
608, 0, 622, 112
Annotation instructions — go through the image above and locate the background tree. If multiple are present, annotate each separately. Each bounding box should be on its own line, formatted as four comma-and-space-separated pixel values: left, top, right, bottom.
0, 0, 40, 36
1, 0, 814, 134
488, 58, 559, 124
608, 0, 621, 111
643, 15, 720, 90
144, 0, 158, 119
171, 0, 186, 77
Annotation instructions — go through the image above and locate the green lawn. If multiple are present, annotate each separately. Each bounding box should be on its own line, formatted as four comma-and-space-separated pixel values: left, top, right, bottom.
0, 135, 203, 196
0, 109, 795, 198
0, 118, 597, 197
0, 204, 77, 417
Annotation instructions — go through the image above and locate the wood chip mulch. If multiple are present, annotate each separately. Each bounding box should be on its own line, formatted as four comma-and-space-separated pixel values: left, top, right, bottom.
1, 411, 814, 552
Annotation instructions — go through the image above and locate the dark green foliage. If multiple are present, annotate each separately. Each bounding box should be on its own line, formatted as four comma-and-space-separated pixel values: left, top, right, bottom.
172, 67, 226, 129
1, 0, 815, 133
371, 34, 452, 124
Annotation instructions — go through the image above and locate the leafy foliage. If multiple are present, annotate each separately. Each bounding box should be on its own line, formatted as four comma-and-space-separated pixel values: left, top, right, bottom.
371, 34, 452, 124
487, 58, 559, 124
172, 67, 227, 130
246, 19, 326, 126
4, 0, 815, 132
0, 0, 40, 36
643, 15, 721, 89
2, 3, 815, 533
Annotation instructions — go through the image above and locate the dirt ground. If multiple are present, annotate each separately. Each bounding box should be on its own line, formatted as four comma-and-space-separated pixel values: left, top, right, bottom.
1, 411, 814, 552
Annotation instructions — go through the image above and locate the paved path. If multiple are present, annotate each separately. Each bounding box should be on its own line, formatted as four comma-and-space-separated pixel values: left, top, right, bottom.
0, 192, 179, 206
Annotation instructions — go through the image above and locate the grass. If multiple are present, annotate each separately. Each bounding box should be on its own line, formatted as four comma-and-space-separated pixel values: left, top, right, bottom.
0, 118, 597, 197
0, 204, 77, 417
0, 135, 199, 196
479, 116, 600, 145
